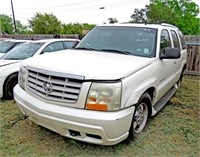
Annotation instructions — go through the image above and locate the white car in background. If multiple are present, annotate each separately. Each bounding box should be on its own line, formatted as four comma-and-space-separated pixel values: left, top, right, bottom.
0, 39, 30, 58
0, 38, 80, 99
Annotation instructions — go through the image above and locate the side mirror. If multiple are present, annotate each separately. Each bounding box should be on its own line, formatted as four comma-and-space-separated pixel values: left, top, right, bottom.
160, 47, 181, 59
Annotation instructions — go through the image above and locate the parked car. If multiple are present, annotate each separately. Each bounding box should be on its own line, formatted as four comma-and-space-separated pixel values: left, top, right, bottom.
0, 39, 30, 58
14, 23, 187, 145
0, 38, 80, 99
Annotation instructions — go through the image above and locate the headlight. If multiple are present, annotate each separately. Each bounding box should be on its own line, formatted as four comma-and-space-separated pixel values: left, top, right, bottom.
86, 82, 122, 111
18, 65, 27, 90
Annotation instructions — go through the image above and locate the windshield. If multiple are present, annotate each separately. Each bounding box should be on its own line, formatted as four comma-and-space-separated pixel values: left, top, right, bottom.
2, 42, 44, 60
77, 26, 157, 57
0, 41, 16, 53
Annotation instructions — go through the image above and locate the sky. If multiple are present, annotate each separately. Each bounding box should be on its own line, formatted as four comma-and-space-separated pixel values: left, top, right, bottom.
0, 0, 150, 25
0, 0, 199, 25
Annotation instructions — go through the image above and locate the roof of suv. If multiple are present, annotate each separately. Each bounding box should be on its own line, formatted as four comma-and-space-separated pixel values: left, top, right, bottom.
98, 23, 179, 30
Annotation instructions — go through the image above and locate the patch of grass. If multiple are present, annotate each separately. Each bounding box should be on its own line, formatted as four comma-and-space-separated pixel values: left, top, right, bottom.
0, 76, 199, 156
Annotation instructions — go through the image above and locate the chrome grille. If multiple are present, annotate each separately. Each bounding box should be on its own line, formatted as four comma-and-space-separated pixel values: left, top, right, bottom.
27, 67, 84, 103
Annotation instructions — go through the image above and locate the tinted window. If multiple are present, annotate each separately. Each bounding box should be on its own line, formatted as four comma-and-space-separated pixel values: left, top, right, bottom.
170, 30, 180, 50
77, 26, 157, 57
2, 42, 44, 60
178, 31, 186, 49
43, 42, 64, 53
63, 41, 75, 49
160, 29, 171, 50
0, 41, 15, 53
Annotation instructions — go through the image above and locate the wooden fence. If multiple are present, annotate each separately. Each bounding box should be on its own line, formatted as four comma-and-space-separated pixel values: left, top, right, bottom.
184, 35, 200, 76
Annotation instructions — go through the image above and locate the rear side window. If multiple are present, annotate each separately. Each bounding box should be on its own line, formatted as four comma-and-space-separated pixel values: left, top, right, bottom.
170, 30, 180, 50
178, 31, 186, 49
63, 41, 75, 49
43, 42, 64, 53
160, 29, 171, 51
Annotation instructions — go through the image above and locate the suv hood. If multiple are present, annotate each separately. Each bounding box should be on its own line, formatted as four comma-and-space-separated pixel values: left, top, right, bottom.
22, 50, 154, 80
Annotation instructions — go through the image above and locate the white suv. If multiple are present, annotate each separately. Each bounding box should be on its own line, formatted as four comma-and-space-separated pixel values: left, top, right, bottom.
14, 23, 187, 145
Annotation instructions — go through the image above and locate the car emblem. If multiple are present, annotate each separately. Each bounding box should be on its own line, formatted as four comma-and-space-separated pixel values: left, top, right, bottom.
43, 82, 52, 93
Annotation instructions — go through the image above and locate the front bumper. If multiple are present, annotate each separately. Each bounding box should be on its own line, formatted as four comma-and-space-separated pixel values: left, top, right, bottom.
14, 84, 135, 145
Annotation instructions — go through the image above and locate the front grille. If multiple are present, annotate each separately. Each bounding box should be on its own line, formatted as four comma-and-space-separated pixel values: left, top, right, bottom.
26, 67, 84, 103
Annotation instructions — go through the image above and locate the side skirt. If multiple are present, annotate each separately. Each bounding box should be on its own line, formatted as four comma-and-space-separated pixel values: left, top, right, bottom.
153, 86, 177, 115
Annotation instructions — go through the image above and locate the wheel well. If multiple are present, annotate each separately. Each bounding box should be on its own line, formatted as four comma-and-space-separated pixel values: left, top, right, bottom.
3, 72, 18, 92
143, 87, 155, 118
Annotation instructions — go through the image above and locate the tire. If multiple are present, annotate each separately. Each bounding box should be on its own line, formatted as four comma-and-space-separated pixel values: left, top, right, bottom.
3, 73, 18, 100
129, 92, 151, 140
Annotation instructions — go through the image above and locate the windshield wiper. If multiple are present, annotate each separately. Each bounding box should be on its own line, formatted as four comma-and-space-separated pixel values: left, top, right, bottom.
76, 47, 132, 55
100, 49, 132, 55
75, 47, 100, 51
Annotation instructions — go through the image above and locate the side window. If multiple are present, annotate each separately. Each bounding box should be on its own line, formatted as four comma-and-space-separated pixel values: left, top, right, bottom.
178, 31, 186, 49
170, 30, 180, 50
43, 42, 64, 53
160, 29, 171, 51
63, 41, 75, 49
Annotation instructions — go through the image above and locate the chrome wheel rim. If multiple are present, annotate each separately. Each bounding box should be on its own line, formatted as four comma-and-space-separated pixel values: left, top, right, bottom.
133, 102, 148, 134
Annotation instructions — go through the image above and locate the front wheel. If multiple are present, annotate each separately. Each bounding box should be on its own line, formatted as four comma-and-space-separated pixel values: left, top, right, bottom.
3, 73, 18, 100
129, 93, 151, 140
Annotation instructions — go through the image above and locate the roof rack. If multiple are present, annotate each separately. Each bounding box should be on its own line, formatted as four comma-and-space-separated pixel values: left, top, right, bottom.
118, 22, 179, 29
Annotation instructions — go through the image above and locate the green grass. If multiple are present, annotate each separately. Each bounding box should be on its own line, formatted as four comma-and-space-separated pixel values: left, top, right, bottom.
0, 76, 199, 157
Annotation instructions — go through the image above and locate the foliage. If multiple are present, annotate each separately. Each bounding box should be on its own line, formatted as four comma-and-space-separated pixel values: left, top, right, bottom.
108, 17, 118, 24
0, 14, 14, 34
0, 14, 29, 34
60, 23, 83, 35
130, 0, 200, 35
28, 12, 62, 34
82, 23, 96, 30
27, 13, 95, 36
130, 8, 147, 23
15, 20, 29, 34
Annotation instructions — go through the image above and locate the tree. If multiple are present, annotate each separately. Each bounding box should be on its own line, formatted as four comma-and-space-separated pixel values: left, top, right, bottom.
130, 8, 147, 23
130, 0, 200, 34
82, 23, 96, 30
108, 17, 118, 24
0, 14, 29, 34
28, 12, 61, 34
0, 14, 14, 34
60, 23, 83, 35
16, 20, 29, 34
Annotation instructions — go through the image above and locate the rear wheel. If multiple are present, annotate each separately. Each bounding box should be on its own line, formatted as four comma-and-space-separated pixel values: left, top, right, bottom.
129, 93, 151, 140
3, 73, 18, 100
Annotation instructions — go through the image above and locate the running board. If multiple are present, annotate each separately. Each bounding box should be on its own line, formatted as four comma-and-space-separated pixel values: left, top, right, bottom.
153, 87, 177, 113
